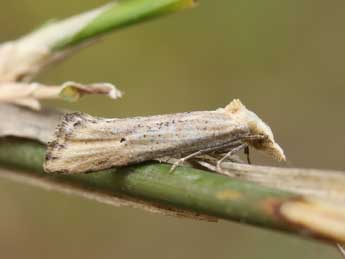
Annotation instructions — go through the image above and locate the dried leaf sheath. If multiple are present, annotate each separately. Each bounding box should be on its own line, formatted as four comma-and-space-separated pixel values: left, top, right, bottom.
44, 100, 285, 174
0, 104, 62, 143
0, 81, 122, 110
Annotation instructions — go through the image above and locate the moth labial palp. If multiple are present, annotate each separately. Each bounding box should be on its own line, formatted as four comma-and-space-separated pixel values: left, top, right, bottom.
43, 99, 286, 174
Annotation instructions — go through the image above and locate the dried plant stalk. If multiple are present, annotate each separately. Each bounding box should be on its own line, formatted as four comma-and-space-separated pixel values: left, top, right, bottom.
0, 81, 122, 110
1, 104, 345, 245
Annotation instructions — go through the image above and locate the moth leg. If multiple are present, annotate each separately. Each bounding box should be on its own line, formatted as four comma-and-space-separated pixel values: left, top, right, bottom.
169, 150, 204, 173
244, 146, 251, 164
169, 139, 245, 173
336, 243, 345, 258
216, 143, 248, 172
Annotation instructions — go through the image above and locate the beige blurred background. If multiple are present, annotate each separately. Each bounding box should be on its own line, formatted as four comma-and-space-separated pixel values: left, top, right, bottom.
1, 0, 345, 258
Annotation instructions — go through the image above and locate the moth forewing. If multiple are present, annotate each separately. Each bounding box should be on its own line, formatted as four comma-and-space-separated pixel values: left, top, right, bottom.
44, 110, 250, 174
44, 99, 285, 174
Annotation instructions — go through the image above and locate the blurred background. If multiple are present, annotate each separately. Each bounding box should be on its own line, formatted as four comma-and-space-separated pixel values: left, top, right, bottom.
1, 0, 345, 258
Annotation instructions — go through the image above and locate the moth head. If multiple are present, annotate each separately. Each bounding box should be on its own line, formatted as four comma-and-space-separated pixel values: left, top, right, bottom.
224, 99, 286, 161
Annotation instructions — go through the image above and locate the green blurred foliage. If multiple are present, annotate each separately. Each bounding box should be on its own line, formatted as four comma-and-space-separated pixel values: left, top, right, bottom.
0, 0, 344, 258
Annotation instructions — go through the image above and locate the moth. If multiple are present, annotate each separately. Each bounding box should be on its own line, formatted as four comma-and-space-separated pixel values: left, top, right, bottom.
44, 99, 285, 174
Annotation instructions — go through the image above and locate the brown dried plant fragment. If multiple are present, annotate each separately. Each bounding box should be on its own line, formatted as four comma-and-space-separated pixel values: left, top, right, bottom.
197, 160, 345, 204
0, 104, 62, 143
0, 4, 113, 82
279, 198, 345, 243
0, 81, 122, 110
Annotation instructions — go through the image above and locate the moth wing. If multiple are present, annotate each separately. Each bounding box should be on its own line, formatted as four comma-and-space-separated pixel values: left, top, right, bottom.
44, 113, 132, 174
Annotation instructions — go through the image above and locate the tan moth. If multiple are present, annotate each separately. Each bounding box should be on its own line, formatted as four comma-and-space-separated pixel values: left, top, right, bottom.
44, 99, 285, 174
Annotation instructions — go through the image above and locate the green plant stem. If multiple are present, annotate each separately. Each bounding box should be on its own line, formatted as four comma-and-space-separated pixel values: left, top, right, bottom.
0, 137, 341, 245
